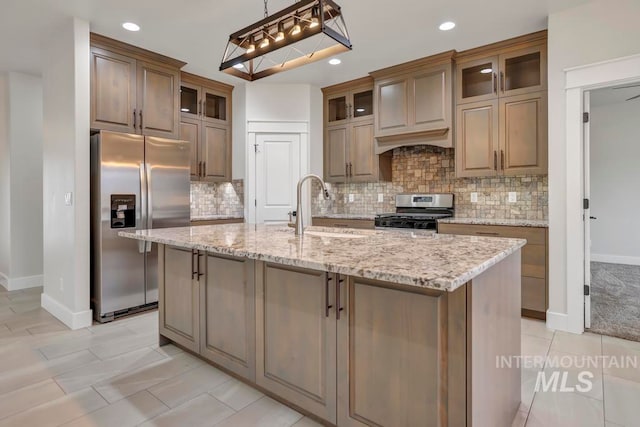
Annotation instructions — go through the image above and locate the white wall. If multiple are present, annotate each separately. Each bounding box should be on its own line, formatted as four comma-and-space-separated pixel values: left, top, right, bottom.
590, 100, 640, 264
41, 18, 92, 329
548, 0, 640, 331
0, 74, 9, 285
232, 83, 246, 181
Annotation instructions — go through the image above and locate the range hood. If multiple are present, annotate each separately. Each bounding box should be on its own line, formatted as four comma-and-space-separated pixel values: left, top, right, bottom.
369, 51, 455, 154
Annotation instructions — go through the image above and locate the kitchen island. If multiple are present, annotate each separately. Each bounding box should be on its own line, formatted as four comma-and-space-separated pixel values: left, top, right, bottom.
120, 224, 525, 427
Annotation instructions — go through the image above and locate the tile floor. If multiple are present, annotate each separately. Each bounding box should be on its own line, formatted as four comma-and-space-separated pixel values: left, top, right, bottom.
1, 287, 639, 426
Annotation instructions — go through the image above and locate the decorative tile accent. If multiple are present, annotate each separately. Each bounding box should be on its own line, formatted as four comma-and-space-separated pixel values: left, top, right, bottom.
190, 180, 244, 219
312, 146, 548, 220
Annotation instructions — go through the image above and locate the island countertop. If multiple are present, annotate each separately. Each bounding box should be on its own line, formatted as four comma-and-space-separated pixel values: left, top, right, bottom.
119, 224, 525, 292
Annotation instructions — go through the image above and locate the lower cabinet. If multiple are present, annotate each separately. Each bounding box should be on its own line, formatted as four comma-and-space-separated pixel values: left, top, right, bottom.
311, 217, 375, 230
159, 245, 256, 380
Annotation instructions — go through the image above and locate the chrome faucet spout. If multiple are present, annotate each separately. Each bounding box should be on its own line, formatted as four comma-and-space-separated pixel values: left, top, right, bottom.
290, 174, 330, 236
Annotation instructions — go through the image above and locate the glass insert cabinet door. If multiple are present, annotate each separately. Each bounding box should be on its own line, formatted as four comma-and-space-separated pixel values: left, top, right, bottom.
204, 92, 227, 122
327, 94, 348, 124
499, 46, 546, 96
180, 85, 199, 116
457, 57, 499, 104
352, 89, 373, 119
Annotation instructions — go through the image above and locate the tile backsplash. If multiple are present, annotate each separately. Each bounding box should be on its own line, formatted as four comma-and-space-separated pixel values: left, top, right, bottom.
190, 180, 244, 218
312, 146, 548, 220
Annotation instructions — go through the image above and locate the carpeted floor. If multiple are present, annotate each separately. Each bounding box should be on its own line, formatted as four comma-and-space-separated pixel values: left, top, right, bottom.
589, 261, 640, 342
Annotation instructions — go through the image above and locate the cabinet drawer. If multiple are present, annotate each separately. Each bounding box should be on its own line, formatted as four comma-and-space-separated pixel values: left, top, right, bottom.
438, 223, 546, 245
312, 218, 375, 230
522, 277, 546, 312
522, 244, 546, 279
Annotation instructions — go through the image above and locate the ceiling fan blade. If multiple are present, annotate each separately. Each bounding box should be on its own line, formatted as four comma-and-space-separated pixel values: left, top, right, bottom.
613, 84, 640, 90
626, 94, 640, 101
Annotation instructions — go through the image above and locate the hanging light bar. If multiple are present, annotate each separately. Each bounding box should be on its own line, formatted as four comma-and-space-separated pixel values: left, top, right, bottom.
220, 0, 352, 81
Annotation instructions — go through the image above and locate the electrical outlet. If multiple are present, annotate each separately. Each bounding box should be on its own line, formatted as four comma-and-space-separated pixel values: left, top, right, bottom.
508, 192, 517, 203
470, 192, 478, 203
348, 194, 355, 203
64, 192, 73, 206
378, 193, 384, 203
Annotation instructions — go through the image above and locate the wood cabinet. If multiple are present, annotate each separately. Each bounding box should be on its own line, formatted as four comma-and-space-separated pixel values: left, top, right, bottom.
158, 245, 255, 380
455, 31, 547, 177
190, 218, 244, 226
370, 51, 455, 152
180, 72, 233, 182
90, 34, 184, 139
323, 77, 391, 183
256, 263, 337, 423
311, 217, 375, 230
438, 222, 548, 319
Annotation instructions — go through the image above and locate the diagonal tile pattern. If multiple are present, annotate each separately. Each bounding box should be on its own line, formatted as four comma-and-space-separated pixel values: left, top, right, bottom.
0, 287, 639, 426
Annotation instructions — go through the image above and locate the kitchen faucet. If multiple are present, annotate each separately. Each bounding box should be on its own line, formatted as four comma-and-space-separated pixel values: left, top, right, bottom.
289, 174, 330, 236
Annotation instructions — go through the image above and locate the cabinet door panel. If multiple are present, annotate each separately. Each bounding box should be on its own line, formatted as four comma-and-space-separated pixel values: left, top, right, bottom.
256, 263, 337, 423
376, 79, 408, 133
455, 100, 499, 177
499, 45, 547, 97
180, 118, 200, 180
90, 48, 137, 133
203, 88, 229, 124
180, 82, 201, 119
337, 278, 445, 426
522, 277, 546, 312
159, 246, 199, 353
456, 57, 499, 105
326, 93, 349, 126
325, 126, 348, 182
201, 254, 255, 380
349, 122, 376, 182
201, 124, 230, 182
413, 69, 447, 127
500, 92, 547, 175
137, 62, 180, 138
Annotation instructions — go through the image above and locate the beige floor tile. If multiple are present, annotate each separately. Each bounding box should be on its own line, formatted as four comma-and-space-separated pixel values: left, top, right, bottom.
214, 396, 303, 427
0, 379, 64, 420
54, 346, 166, 393
9, 300, 41, 314
0, 388, 107, 427
0, 349, 97, 395
522, 318, 555, 340
602, 336, 640, 383
292, 416, 325, 427
521, 366, 541, 411
603, 374, 640, 426
27, 321, 69, 335
511, 409, 528, 427
538, 350, 604, 401
209, 378, 265, 411
140, 393, 235, 427
0, 344, 47, 374
526, 390, 604, 427
93, 352, 204, 403
551, 331, 603, 357
88, 330, 158, 359
39, 326, 136, 360
62, 390, 168, 427
3, 308, 60, 332
148, 364, 231, 408
152, 343, 184, 357
521, 334, 552, 359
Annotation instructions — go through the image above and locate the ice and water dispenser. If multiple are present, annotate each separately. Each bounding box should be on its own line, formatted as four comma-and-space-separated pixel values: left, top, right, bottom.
110, 195, 136, 228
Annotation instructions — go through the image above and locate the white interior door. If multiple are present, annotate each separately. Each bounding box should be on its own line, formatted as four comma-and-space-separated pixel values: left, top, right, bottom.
583, 90, 592, 329
255, 133, 301, 224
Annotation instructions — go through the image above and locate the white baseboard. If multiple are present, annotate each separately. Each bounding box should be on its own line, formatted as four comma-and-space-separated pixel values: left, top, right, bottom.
591, 253, 640, 266
41, 293, 92, 330
546, 310, 571, 332
0, 272, 43, 291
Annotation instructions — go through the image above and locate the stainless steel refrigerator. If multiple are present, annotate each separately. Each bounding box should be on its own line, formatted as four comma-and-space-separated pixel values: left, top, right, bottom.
90, 130, 190, 322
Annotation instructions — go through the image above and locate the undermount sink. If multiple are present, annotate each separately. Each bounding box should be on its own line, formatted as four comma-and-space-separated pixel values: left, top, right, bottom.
303, 230, 369, 239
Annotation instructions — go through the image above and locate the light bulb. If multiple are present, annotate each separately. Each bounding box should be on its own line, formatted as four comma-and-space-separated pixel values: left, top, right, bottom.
309, 6, 320, 28
260, 37, 270, 49
275, 22, 285, 42
246, 36, 255, 53
291, 15, 301, 35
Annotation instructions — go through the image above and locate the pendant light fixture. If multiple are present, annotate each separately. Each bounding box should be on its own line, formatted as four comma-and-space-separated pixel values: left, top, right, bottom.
220, 0, 352, 81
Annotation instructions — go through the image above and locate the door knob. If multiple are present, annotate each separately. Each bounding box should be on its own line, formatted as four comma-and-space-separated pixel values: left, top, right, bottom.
590, 216, 597, 220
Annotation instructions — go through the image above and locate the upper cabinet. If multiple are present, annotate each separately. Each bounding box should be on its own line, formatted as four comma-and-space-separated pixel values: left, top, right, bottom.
322, 77, 391, 184
370, 51, 455, 153
455, 31, 548, 177
90, 33, 185, 139
180, 72, 233, 182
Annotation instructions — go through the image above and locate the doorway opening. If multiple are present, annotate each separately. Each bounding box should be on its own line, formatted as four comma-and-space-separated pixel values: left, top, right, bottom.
584, 82, 640, 341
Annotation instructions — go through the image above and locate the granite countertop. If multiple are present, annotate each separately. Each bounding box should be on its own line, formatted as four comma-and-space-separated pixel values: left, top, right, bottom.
438, 217, 549, 228
312, 213, 376, 221
191, 215, 244, 221
119, 224, 525, 292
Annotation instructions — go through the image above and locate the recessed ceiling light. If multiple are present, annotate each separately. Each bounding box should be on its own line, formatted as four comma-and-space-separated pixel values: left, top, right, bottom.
328, 58, 341, 65
480, 68, 493, 74
233, 64, 245, 69
439, 21, 455, 31
122, 22, 140, 32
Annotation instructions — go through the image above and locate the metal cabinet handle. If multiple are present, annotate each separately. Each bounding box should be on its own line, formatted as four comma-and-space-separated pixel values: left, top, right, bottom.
500, 71, 505, 92
349, 162, 353, 177
202, 161, 206, 178
202, 99, 206, 117
197, 252, 205, 279
476, 231, 500, 236
494, 151, 498, 171
325, 273, 333, 317
133, 109, 137, 130
501, 150, 505, 170
336, 275, 344, 320
192, 250, 198, 279
139, 110, 143, 130
493, 73, 497, 94
345, 162, 349, 177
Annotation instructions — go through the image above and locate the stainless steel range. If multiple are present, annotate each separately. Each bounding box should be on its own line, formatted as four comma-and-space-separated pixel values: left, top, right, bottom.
375, 194, 454, 230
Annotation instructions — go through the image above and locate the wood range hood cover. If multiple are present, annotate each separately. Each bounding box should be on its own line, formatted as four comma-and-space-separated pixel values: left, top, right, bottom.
370, 51, 455, 154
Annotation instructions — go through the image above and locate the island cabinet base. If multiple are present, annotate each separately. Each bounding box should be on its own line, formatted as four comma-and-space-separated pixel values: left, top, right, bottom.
158, 244, 521, 427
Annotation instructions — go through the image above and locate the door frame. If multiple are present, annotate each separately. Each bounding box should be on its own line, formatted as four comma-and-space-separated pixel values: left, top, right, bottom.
246, 121, 310, 225
562, 53, 640, 334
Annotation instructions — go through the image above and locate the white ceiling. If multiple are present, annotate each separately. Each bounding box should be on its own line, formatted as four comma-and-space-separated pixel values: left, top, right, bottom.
0, 0, 591, 87
591, 83, 640, 106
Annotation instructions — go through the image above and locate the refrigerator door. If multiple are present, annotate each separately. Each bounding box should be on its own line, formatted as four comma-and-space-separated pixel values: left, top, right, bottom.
92, 131, 146, 318
144, 136, 191, 304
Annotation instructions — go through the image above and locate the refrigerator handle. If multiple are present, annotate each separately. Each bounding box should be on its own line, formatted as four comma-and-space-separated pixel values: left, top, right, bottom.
145, 162, 153, 252
138, 162, 147, 254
